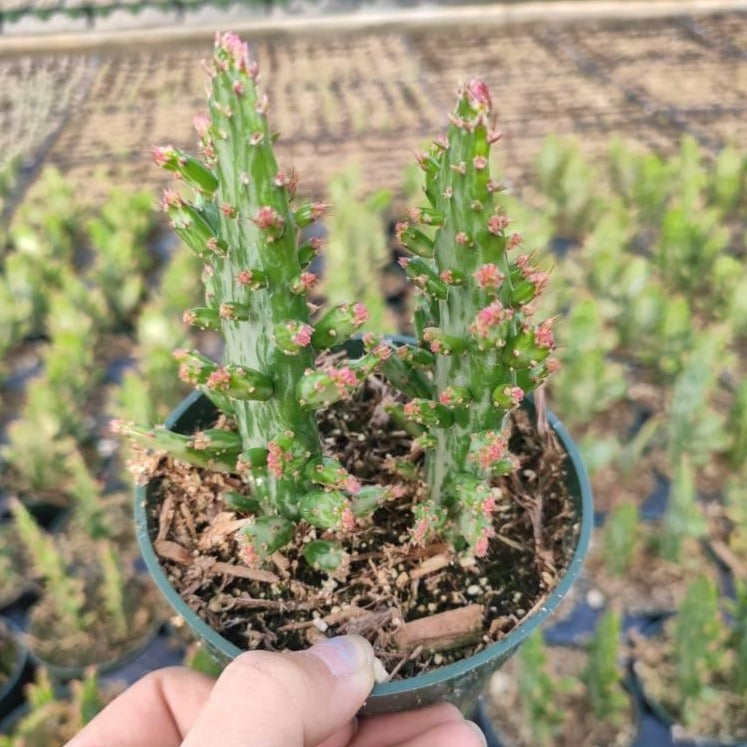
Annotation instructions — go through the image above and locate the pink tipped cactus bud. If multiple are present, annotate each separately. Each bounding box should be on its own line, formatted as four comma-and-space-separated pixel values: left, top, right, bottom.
473, 156, 488, 170
290, 272, 318, 294
237, 269, 254, 285
474, 264, 505, 290
470, 300, 507, 339
535, 320, 556, 349
193, 114, 211, 139
255, 93, 270, 115
161, 188, 182, 210
340, 506, 356, 532
465, 79, 492, 111
291, 324, 313, 348
217, 31, 250, 71
252, 206, 284, 231
487, 129, 503, 144
329, 366, 358, 394
206, 368, 231, 391
248, 131, 264, 146
455, 231, 471, 246
488, 214, 510, 235
241, 541, 259, 567
352, 302, 369, 327
266, 441, 285, 478
472, 431, 508, 471
474, 534, 490, 558
153, 145, 176, 168
220, 203, 237, 218
232, 79, 244, 96
486, 179, 502, 193
508, 232, 522, 250
451, 161, 467, 175
433, 134, 450, 150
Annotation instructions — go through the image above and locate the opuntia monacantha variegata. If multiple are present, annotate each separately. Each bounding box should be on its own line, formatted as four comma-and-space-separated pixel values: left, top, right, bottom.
116, 35, 559, 569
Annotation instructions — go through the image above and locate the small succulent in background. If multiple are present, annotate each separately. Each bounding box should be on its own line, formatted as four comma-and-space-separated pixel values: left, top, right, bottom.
0, 668, 111, 747
582, 610, 629, 725
601, 501, 638, 578
516, 631, 567, 746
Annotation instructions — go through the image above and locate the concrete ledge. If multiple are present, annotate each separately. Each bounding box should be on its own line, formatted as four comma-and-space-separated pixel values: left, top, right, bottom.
0, 0, 745, 55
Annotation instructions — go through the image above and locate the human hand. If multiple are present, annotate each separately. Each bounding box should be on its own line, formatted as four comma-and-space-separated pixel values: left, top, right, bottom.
67, 634, 486, 747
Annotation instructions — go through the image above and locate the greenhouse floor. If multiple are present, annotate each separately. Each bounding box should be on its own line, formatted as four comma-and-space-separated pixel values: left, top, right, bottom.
0, 4, 746, 211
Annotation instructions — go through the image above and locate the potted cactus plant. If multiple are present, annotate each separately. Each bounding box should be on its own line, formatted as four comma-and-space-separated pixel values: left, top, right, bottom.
119, 32, 591, 714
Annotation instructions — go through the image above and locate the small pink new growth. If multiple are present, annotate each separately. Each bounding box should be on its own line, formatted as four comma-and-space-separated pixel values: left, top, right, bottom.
439, 388, 463, 407
466, 79, 492, 111
411, 518, 429, 547
504, 386, 525, 406
237, 269, 254, 285
206, 368, 231, 391
353, 303, 369, 327
249, 131, 264, 146
220, 203, 237, 218
267, 441, 285, 478
433, 134, 450, 150
473, 156, 488, 170
173, 348, 188, 361
327, 366, 357, 396
255, 94, 269, 115
474, 534, 490, 558
253, 206, 284, 230
440, 269, 454, 284
442, 187, 453, 199
291, 324, 313, 348
241, 541, 259, 567
487, 129, 503, 144
390, 485, 407, 500
455, 232, 470, 245
398, 257, 411, 269
475, 431, 508, 471
161, 188, 181, 210
232, 80, 244, 96
423, 329, 443, 354
194, 114, 210, 138
474, 264, 504, 290
152, 145, 174, 167
340, 506, 356, 532
219, 32, 249, 70
546, 358, 561, 373
535, 321, 555, 349
182, 310, 196, 325
508, 233, 522, 250
218, 303, 236, 319
486, 179, 501, 193
488, 214, 509, 235
451, 161, 467, 175
447, 113, 464, 129
344, 476, 361, 494
178, 364, 193, 383
311, 202, 329, 220
298, 272, 317, 291
482, 492, 497, 517
403, 401, 418, 417
471, 300, 506, 338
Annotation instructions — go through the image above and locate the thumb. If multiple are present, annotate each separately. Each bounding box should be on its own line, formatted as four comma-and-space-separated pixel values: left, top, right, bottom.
181, 634, 376, 747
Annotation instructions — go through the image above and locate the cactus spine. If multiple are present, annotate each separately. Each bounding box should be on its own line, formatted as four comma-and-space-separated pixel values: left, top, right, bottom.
392, 81, 559, 555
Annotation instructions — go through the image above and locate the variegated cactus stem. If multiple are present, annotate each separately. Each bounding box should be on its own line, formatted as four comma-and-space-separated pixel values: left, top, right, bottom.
128, 32, 388, 570
391, 80, 560, 557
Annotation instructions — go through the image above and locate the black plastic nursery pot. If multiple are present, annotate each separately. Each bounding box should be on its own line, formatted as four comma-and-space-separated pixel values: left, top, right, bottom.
135, 350, 592, 715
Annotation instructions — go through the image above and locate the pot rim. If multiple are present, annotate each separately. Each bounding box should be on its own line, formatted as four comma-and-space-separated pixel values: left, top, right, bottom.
136, 385, 592, 700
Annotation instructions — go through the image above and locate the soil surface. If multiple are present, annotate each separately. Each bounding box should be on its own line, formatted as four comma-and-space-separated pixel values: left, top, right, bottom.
485, 646, 637, 747
144, 375, 579, 680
